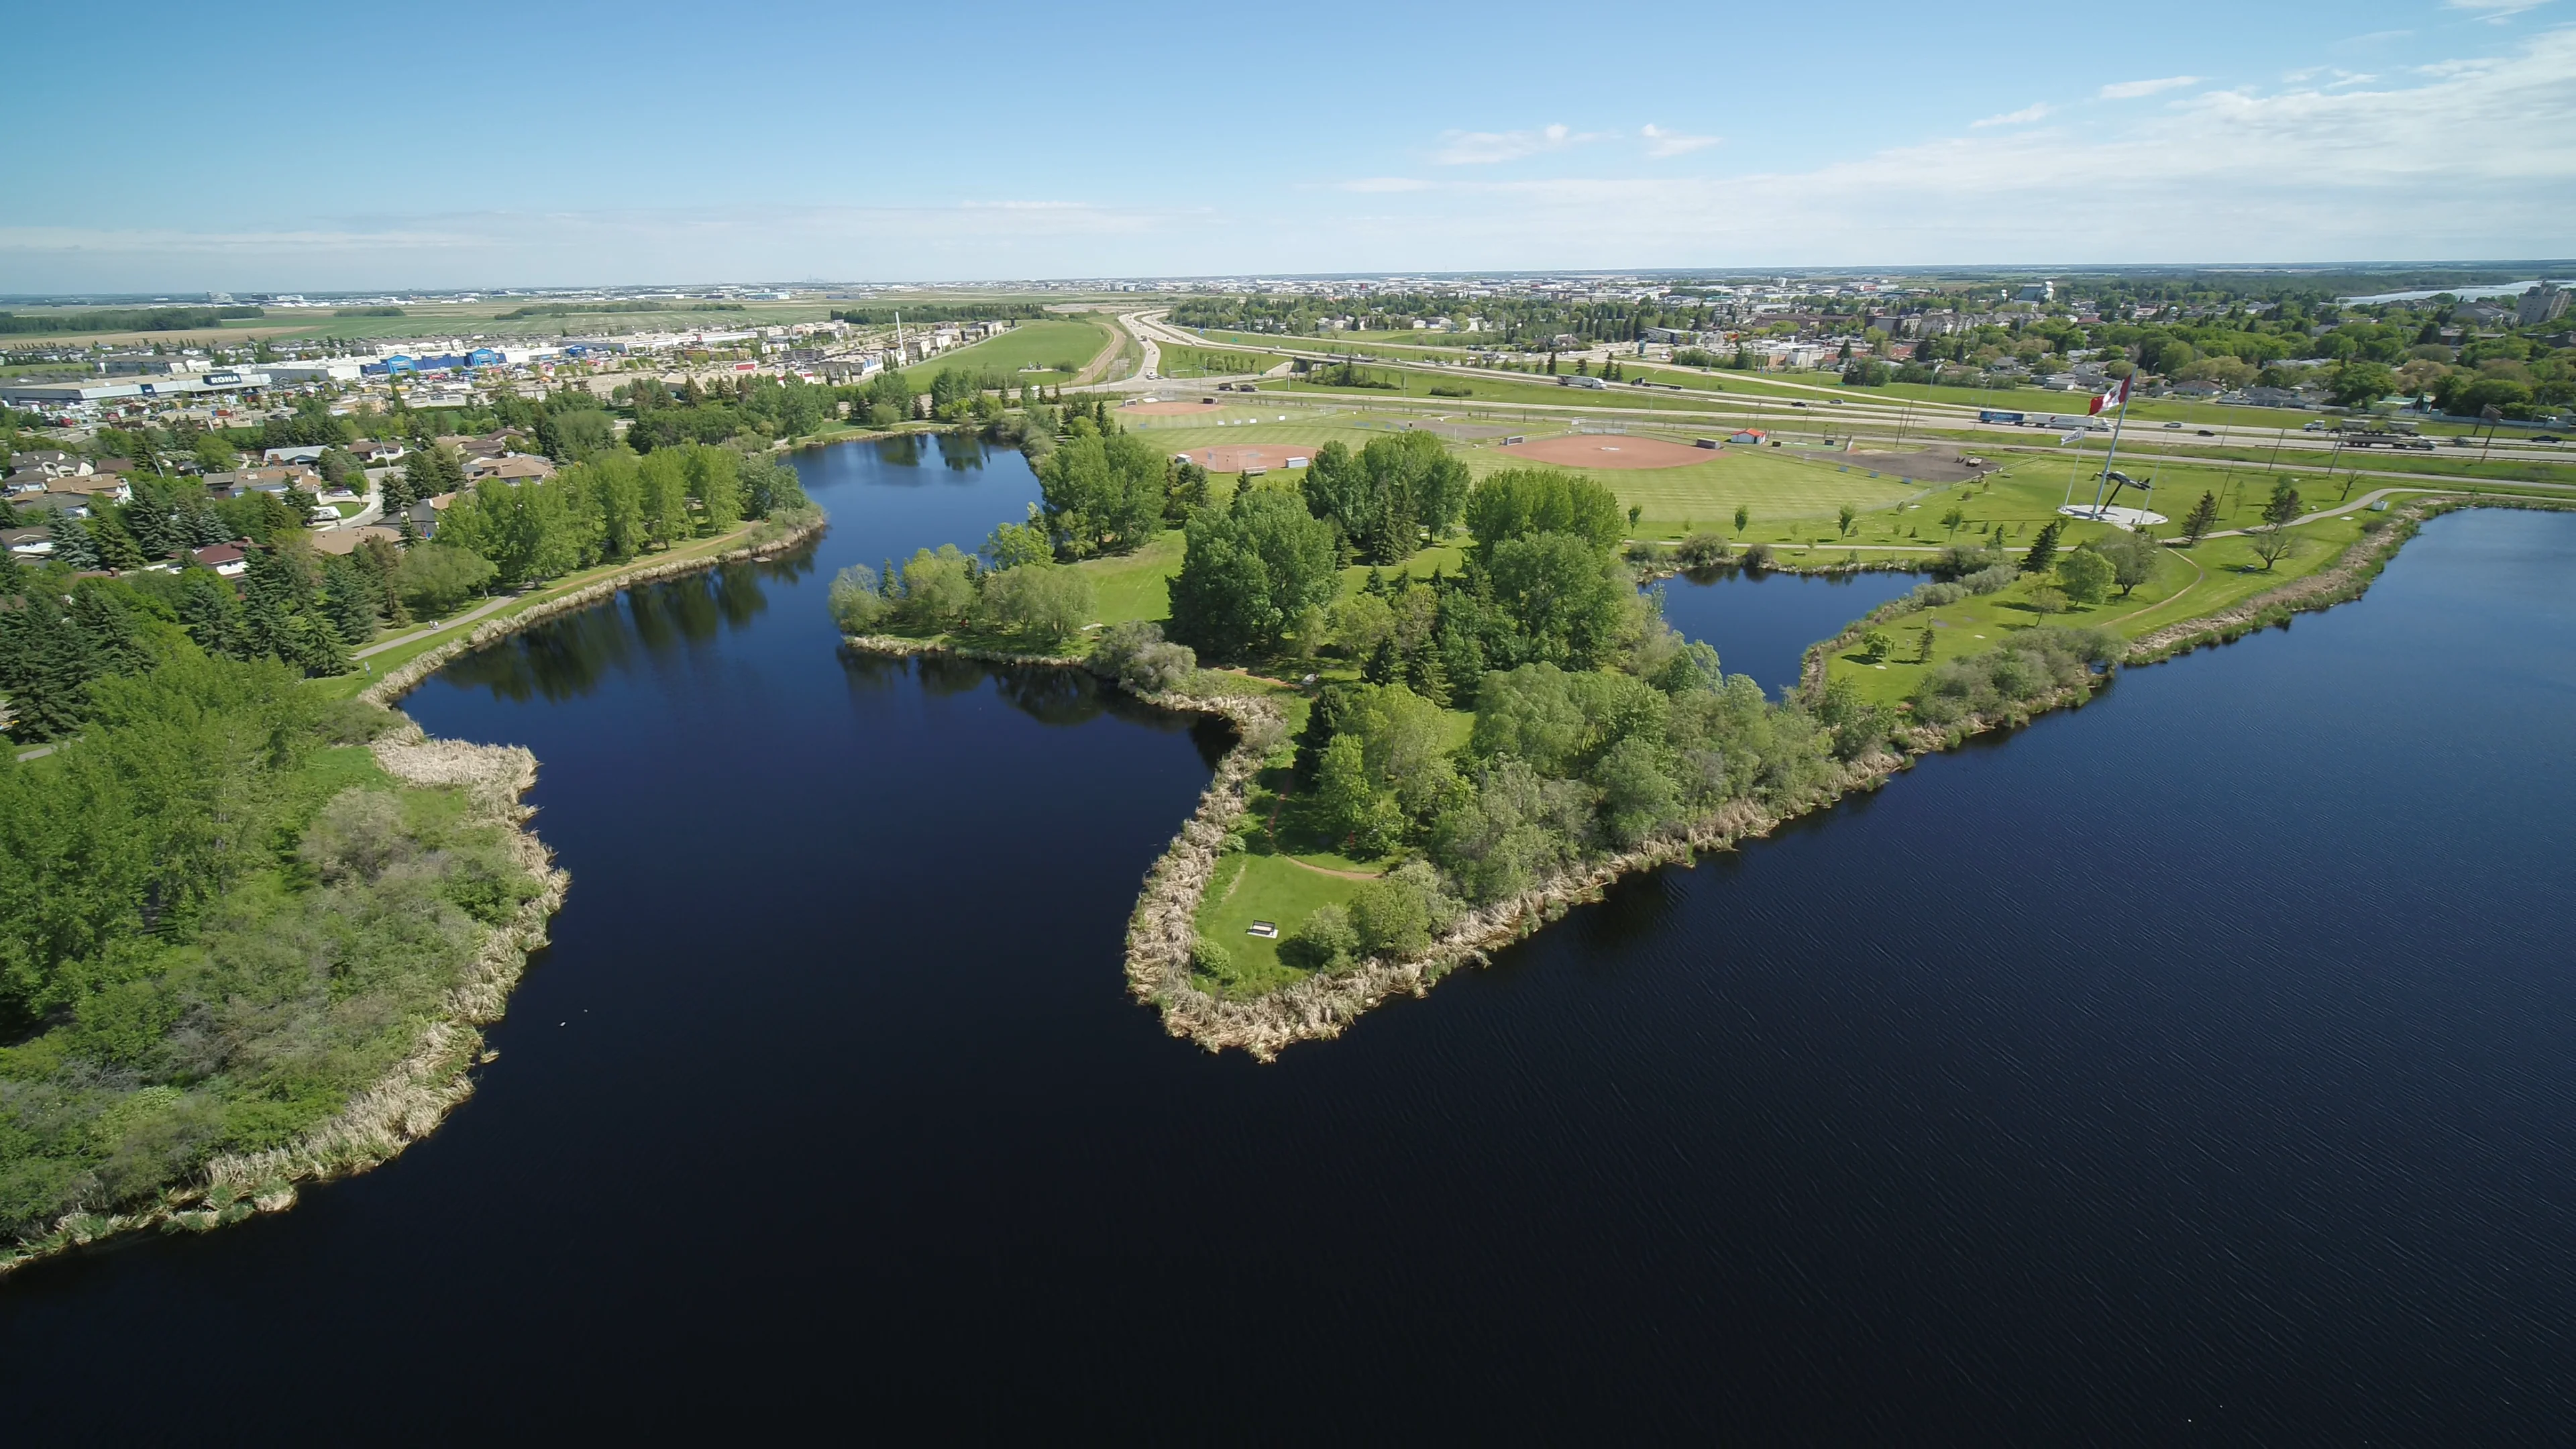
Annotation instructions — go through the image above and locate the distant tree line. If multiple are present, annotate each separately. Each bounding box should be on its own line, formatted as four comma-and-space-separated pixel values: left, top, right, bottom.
0, 307, 263, 334
826, 303, 1049, 326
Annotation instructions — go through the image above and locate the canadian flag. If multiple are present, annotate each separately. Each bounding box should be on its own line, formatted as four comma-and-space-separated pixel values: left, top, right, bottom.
2089, 375, 2131, 415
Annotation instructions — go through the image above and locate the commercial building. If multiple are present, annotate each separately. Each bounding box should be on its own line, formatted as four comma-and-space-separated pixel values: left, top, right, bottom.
0, 371, 274, 407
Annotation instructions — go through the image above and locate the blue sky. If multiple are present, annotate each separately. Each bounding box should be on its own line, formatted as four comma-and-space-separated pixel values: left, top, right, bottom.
5, 0, 2571, 290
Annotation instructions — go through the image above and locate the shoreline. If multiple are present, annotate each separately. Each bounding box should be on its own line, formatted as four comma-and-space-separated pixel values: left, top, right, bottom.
1, 511, 830, 1279
852, 496, 2567, 1061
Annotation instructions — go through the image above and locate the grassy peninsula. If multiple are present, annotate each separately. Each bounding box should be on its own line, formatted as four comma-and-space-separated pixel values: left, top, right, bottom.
837, 405, 2573, 1057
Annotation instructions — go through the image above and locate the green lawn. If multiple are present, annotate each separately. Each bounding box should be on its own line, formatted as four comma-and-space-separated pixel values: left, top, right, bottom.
915, 317, 1114, 382
1195, 851, 1357, 995
1077, 530, 1184, 625
1816, 494, 2383, 709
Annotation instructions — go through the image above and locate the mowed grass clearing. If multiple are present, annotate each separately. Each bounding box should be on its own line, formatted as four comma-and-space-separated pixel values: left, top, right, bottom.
914, 317, 1115, 382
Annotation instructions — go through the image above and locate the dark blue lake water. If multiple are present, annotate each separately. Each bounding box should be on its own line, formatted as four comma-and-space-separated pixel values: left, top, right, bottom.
1654, 564, 1921, 693
5, 438, 2572, 1444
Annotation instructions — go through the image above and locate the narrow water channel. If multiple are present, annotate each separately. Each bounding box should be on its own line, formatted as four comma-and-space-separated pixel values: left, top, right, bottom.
5, 441, 2571, 1443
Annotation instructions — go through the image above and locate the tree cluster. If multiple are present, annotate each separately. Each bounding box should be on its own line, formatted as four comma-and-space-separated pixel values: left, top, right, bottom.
827, 545, 1097, 647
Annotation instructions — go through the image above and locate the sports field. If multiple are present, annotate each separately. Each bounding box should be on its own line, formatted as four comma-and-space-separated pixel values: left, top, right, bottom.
1177, 443, 1322, 472
1498, 435, 1711, 469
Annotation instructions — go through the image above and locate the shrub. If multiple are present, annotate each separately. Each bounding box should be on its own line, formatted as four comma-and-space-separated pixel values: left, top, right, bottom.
2056, 547, 2115, 604
1741, 541, 1773, 570
1862, 629, 1893, 661
1348, 875, 1433, 957
395, 543, 496, 616
828, 564, 889, 632
1905, 580, 1970, 608
2027, 586, 2070, 614
1281, 902, 1361, 971
976, 561, 1093, 643
894, 545, 977, 630
1908, 626, 2118, 724
1089, 619, 1197, 693
1675, 532, 1732, 568
1960, 563, 2021, 596
300, 789, 413, 885
1191, 936, 1233, 979
1933, 544, 2008, 580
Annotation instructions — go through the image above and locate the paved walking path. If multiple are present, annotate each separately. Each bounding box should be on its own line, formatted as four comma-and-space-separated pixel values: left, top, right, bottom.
352, 590, 525, 659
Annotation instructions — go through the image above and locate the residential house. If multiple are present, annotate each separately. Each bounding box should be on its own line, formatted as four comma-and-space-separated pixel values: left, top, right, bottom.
464, 453, 557, 484
408, 492, 455, 539
42, 474, 134, 504
17, 492, 91, 519
311, 525, 400, 557
192, 543, 249, 577
2, 527, 54, 558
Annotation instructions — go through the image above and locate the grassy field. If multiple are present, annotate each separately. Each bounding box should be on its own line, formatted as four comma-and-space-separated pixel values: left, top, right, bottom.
1186, 327, 1477, 363
912, 317, 1113, 383
1079, 530, 1183, 625
1817, 508, 2376, 710
1156, 343, 1279, 378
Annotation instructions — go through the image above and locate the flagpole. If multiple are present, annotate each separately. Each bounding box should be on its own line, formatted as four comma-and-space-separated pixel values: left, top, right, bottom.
2088, 376, 2134, 515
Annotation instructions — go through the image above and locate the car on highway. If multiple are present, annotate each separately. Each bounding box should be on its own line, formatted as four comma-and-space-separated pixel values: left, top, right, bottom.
2163, 421, 2183, 429
2197, 429, 2216, 436
2536, 435, 2563, 443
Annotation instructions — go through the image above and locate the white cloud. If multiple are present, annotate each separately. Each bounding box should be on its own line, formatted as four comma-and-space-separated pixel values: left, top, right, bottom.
1430, 122, 1606, 164
1972, 102, 2054, 127
1301, 30, 2576, 268
2100, 75, 2202, 99
1340, 176, 1430, 193
1639, 123, 1720, 157
2446, 0, 2549, 19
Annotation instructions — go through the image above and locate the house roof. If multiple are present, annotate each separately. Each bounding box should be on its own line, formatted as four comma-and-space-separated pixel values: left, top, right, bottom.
311, 525, 400, 557
193, 543, 246, 565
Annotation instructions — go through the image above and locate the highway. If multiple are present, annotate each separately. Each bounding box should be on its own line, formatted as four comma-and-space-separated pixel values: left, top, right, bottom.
1091, 311, 2574, 473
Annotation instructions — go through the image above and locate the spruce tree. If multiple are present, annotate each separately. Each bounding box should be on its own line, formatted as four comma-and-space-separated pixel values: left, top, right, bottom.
1403, 639, 1450, 706
2020, 517, 2065, 575
0, 594, 95, 740
178, 568, 246, 658
2181, 490, 2220, 545
93, 515, 147, 573
290, 612, 352, 676
1363, 638, 1399, 685
48, 515, 101, 570
67, 588, 148, 678
320, 556, 379, 645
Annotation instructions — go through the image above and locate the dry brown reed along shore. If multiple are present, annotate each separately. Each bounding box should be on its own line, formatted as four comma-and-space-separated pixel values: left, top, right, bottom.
851, 496, 2571, 1061
0, 515, 827, 1276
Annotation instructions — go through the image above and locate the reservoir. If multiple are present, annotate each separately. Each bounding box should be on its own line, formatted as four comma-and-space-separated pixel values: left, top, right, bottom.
4, 438, 2572, 1442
